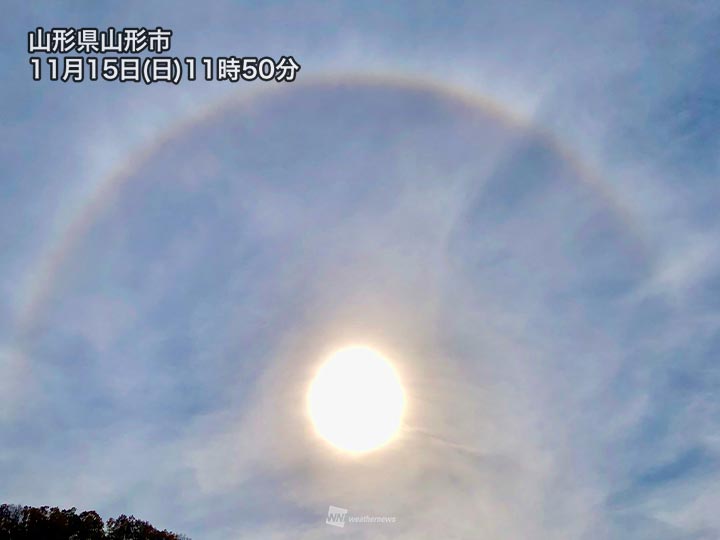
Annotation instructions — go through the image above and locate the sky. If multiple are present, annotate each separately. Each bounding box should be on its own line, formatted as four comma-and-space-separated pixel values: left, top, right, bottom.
1, 1, 720, 538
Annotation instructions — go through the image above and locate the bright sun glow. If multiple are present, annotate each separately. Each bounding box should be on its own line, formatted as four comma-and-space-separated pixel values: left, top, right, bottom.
308, 346, 405, 453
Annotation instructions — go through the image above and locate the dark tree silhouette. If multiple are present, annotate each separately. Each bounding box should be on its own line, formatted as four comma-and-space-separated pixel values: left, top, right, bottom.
106, 515, 187, 540
0, 504, 189, 540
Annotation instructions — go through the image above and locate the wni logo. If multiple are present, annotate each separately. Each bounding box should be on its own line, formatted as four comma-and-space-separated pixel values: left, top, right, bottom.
326, 505, 348, 528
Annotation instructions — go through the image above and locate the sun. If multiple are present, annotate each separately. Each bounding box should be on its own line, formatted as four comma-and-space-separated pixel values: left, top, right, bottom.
307, 346, 405, 453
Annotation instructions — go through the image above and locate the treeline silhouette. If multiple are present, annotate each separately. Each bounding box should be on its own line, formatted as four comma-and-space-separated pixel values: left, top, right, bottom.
0, 504, 190, 540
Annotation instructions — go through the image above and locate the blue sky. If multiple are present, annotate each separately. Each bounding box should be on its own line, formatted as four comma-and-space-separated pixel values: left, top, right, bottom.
1, 1, 719, 538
